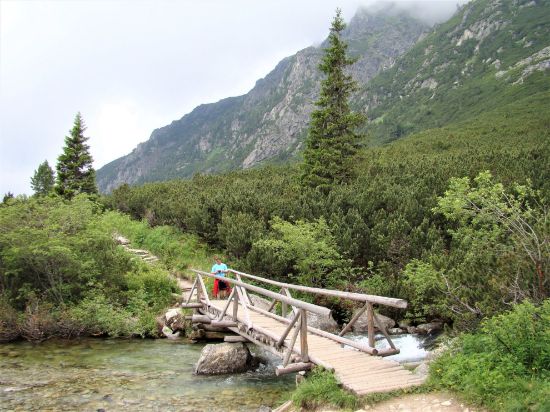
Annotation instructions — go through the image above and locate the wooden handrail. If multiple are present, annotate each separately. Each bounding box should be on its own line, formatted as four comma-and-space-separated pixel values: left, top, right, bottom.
228, 269, 407, 309
189, 269, 331, 317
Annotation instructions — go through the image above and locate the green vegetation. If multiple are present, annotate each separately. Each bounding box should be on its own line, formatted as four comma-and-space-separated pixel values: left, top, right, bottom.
302, 9, 364, 190
106, 92, 549, 327
359, 0, 550, 145
56, 113, 98, 199
0, 195, 197, 341
30, 160, 55, 196
430, 300, 550, 411
291, 368, 358, 410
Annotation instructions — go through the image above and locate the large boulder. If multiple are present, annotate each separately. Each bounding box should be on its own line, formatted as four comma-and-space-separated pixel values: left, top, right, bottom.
285, 309, 339, 333
195, 343, 254, 375
305, 311, 339, 333
351, 310, 395, 333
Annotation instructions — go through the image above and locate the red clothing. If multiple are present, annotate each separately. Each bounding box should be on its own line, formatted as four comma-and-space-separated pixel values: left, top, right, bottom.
213, 278, 231, 298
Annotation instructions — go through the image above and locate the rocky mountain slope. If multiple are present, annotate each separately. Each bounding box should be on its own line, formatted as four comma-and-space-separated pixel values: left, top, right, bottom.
357, 0, 550, 142
97, 7, 428, 192
97, 0, 550, 193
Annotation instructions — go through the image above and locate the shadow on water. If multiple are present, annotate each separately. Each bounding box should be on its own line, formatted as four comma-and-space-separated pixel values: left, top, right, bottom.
0, 338, 294, 412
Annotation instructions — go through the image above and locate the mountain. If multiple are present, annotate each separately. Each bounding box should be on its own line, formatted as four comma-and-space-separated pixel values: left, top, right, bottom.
97, 0, 550, 193
97, 6, 429, 192
356, 0, 550, 142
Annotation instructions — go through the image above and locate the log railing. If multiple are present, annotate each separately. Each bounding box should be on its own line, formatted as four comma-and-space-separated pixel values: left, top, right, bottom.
184, 268, 407, 374
228, 269, 403, 355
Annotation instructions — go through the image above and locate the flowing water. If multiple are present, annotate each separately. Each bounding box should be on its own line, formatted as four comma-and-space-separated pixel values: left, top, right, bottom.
0, 339, 294, 412
0, 334, 434, 411
347, 333, 433, 363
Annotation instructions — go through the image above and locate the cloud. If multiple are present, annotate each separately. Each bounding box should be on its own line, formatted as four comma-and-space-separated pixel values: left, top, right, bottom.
0, 0, 470, 196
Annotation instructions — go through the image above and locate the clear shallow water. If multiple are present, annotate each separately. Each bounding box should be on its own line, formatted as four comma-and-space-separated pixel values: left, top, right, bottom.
0, 338, 294, 412
347, 333, 431, 363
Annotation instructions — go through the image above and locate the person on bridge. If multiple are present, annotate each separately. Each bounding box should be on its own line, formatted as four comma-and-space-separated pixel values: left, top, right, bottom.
211, 256, 231, 299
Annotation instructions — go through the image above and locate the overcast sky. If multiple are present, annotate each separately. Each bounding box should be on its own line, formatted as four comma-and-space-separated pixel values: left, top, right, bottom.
0, 0, 467, 196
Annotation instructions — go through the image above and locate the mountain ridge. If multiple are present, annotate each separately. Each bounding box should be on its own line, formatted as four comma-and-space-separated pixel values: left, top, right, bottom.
97, 6, 429, 192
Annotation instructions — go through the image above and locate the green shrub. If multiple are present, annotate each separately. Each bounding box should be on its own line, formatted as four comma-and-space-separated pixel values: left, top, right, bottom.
291, 368, 358, 410
430, 300, 550, 411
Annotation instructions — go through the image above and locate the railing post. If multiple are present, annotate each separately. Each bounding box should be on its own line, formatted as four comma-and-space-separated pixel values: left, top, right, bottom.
281, 288, 287, 318
233, 287, 239, 320
300, 309, 309, 363
367, 302, 375, 349
196, 275, 202, 304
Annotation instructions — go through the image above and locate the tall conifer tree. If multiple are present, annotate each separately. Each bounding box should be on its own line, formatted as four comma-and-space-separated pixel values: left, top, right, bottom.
55, 113, 98, 199
30, 160, 55, 196
301, 9, 364, 191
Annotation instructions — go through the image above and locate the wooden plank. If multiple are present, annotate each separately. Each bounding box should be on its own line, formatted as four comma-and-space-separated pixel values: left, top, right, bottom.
337, 367, 407, 378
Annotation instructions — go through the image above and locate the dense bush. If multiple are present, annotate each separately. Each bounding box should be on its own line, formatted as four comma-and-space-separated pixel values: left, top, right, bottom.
430, 300, 550, 411
105, 94, 549, 327
0, 195, 179, 341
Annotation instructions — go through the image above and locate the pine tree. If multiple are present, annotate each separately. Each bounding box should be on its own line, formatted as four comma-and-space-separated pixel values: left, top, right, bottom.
30, 160, 55, 196
55, 113, 98, 199
301, 9, 365, 191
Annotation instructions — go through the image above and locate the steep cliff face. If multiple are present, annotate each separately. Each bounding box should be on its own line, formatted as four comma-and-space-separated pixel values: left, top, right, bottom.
97, 8, 428, 192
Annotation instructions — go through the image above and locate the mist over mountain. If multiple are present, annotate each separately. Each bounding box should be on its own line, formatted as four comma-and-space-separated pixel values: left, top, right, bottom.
97, 0, 549, 193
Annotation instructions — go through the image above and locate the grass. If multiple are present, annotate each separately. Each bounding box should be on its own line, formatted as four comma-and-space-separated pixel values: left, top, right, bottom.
99, 210, 215, 275
291, 368, 358, 411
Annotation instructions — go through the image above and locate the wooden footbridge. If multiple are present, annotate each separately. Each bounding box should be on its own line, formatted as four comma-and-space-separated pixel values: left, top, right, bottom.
183, 269, 425, 395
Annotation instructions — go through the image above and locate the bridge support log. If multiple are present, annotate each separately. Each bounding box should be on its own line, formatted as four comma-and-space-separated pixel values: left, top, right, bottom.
247, 304, 379, 356
224, 335, 249, 343
210, 320, 238, 328
275, 362, 313, 376
191, 314, 211, 324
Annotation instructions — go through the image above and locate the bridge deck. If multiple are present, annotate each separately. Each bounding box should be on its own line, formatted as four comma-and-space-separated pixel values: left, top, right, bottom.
208, 299, 425, 395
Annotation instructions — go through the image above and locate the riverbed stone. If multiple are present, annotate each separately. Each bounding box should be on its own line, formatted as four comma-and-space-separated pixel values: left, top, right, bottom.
305, 311, 339, 333
164, 308, 185, 332
388, 327, 405, 335
351, 311, 395, 333
195, 342, 253, 375
416, 321, 444, 335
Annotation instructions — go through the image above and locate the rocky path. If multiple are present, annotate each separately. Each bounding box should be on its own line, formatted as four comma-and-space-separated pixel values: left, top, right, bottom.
359, 392, 482, 412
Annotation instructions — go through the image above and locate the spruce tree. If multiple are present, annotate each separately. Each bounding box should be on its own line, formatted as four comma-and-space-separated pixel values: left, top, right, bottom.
301, 9, 364, 191
30, 160, 55, 196
55, 113, 98, 199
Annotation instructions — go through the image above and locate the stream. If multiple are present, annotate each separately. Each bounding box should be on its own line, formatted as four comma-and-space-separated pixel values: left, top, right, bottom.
0, 334, 432, 411
0, 339, 294, 412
